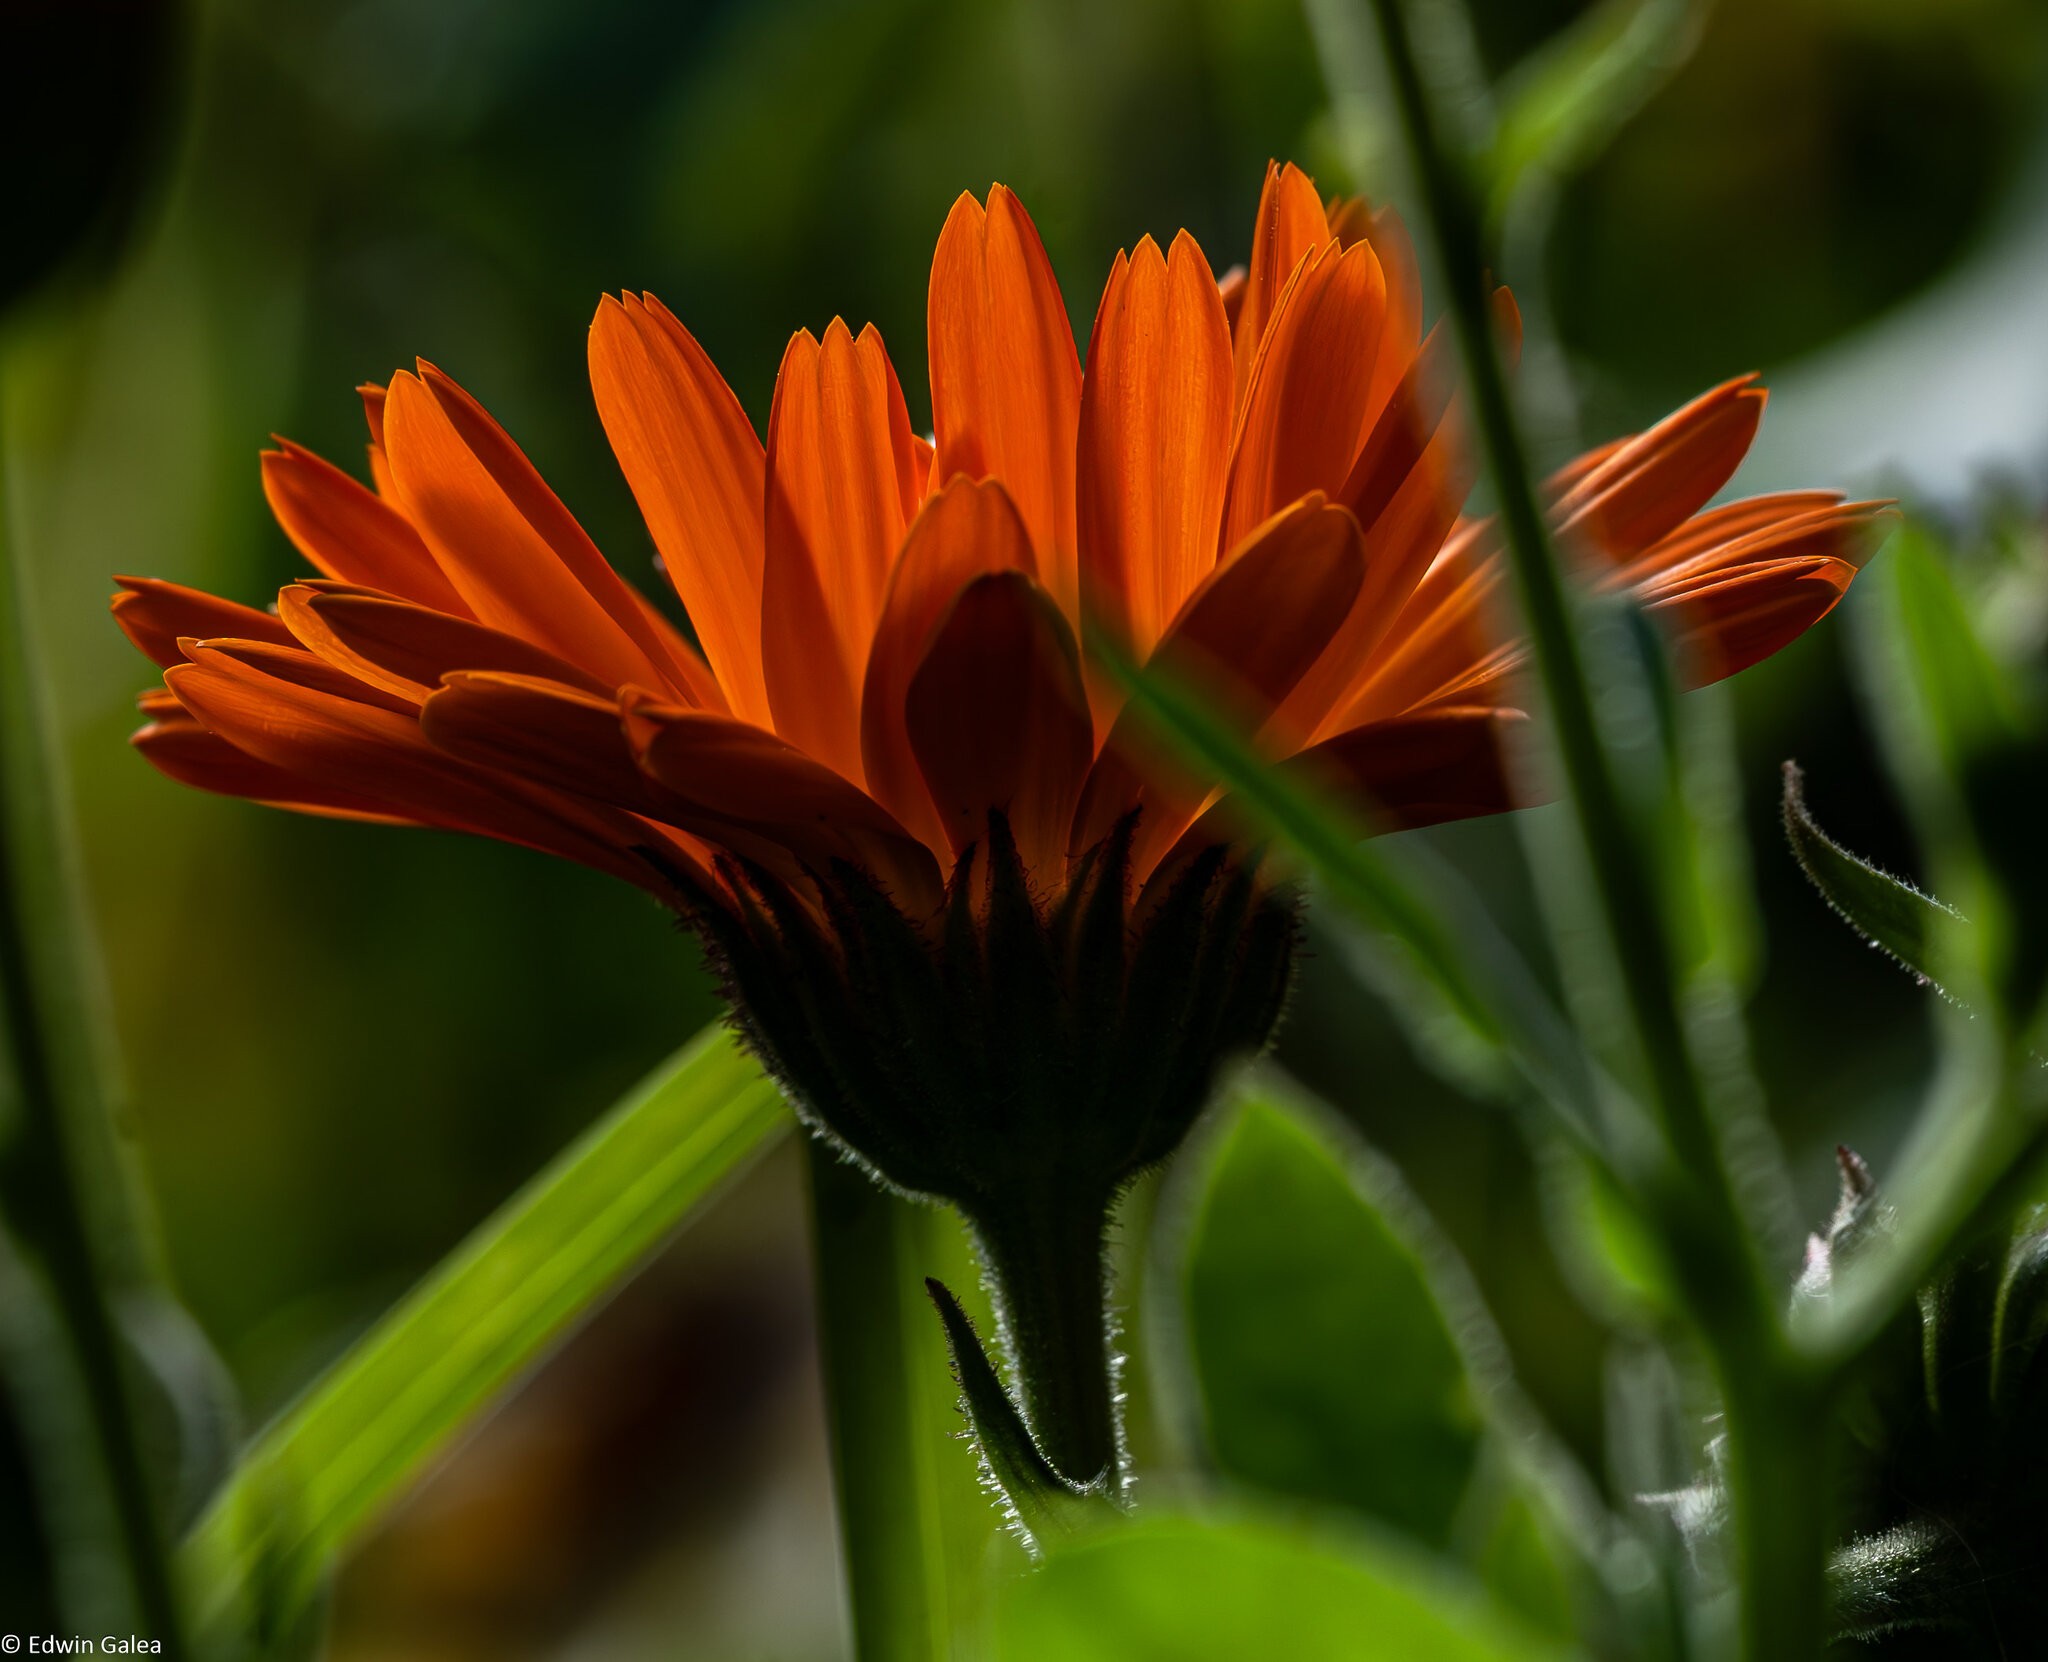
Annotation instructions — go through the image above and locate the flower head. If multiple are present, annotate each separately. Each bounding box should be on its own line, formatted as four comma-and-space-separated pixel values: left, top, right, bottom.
116, 167, 1889, 1481
119, 162, 1887, 933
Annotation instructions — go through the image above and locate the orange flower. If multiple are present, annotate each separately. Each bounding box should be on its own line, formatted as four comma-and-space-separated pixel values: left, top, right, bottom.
114, 160, 1890, 1487
117, 162, 1887, 926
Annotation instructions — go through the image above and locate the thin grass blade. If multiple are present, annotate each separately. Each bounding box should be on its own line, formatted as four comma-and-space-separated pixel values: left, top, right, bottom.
182, 1024, 788, 1645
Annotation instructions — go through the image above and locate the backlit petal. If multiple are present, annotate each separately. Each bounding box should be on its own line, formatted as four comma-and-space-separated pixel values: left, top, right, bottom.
928, 186, 1082, 616
905, 570, 1092, 885
761, 321, 922, 780
133, 711, 407, 823
113, 577, 294, 668
1220, 239, 1389, 552
278, 583, 615, 704
1078, 232, 1233, 667
261, 442, 470, 613
382, 365, 694, 697
165, 644, 681, 896
624, 691, 944, 917
589, 292, 770, 722
1231, 160, 1332, 407
1071, 496, 1366, 877
860, 476, 1037, 858
1552, 376, 1767, 565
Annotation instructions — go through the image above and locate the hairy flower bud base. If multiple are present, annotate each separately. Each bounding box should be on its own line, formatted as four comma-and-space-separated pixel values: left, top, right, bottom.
686, 815, 1296, 1484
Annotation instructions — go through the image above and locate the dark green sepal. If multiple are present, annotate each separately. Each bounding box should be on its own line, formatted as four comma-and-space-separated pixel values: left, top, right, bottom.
924, 1277, 1116, 1553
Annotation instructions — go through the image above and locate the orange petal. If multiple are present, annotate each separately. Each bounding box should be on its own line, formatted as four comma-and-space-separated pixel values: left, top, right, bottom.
860, 476, 1037, 859
418, 671, 727, 888
1161, 706, 1526, 883
359, 382, 389, 453
1284, 704, 1524, 831
1231, 161, 1333, 408
588, 292, 771, 723
381, 365, 694, 697
1646, 558, 1860, 687
927, 186, 1082, 617
1552, 376, 1767, 565
1602, 491, 1849, 589
425, 672, 666, 805
176, 635, 419, 714
112, 577, 295, 668
1220, 239, 1389, 553
905, 570, 1092, 885
165, 645, 680, 896
623, 692, 943, 916
1336, 520, 1510, 724
1629, 498, 1892, 600
1326, 197, 1422, 429
1078, 231, 1233, 666
278, 584, 616, 704
261, 442, 470, 613
133, 713, 408, 823
1071, 496, 1366, 876
1633, 500, 1894, 685
761, 321, 922, 780
1277, 306, 1516, 746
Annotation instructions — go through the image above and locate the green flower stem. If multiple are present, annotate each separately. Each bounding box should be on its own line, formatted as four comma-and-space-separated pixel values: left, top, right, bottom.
1721, 1362, 1834, 1662
806, 1144, 981, 1662
0, 420, 185, 1652
967, 1190, 1122, 1494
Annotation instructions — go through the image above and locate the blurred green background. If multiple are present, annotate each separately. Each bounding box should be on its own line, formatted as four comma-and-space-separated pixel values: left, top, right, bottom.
4, 0, 2046, 1654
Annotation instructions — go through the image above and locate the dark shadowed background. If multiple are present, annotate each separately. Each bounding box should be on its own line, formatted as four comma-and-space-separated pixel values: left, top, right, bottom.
5, 0, 2046, 1654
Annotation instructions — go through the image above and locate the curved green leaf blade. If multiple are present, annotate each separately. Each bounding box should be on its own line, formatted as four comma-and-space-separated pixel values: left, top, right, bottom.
1782, 760, 1962, 998
1179, 1091, 1482, 1546
183, 1023, 787, 1645
991, 1511, 1580, 1662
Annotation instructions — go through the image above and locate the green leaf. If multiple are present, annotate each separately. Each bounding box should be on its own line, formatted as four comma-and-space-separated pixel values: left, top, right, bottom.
1883, 523, 2025, 777
1179, 1090, 1482, 1546
1471, 1486, 1577, 1641
1488, 0, 1702, 215
990, 1511, 1579, 1662
182, 1023, 788, 1646
1781, 760, 1962, 999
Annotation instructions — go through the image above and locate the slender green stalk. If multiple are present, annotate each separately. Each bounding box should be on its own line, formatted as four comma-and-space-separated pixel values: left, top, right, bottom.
1719, 1362, 1834, 1662
1340, 0, 1765, 1325
807, 1144, 987, 1662
1317, 0, 1811, 1650
0, 423, 185, 1652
